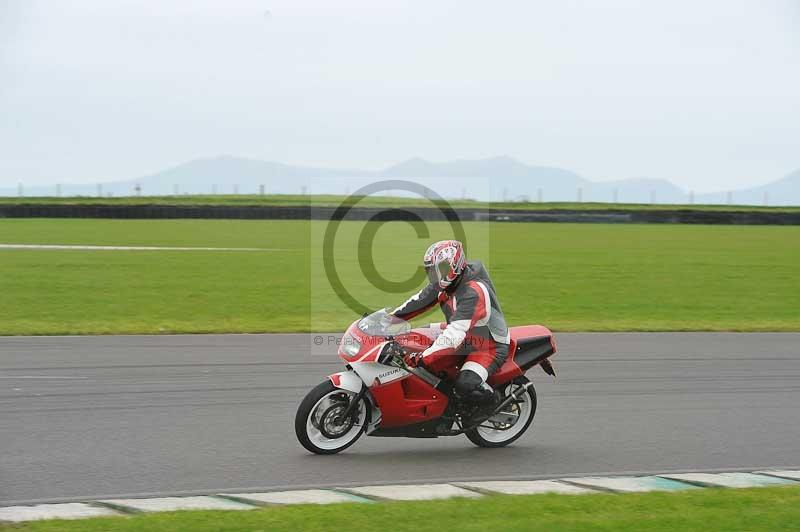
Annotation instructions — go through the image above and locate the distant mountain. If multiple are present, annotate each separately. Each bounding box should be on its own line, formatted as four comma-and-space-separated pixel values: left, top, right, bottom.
125, 156, 372, 195
586, 178, 687, 204
1, 156, 798, 205
0, 156, 374, 198
381, 157, 441, 177
381, 156, 587, 201
696, 169, 800, 206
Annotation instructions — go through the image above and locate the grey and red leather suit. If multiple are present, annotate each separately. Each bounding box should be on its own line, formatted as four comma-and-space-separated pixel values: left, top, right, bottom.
392, 260, 510, 388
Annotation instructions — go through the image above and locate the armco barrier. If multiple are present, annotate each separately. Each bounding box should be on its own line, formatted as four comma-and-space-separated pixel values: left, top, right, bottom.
0, 204, 799, 225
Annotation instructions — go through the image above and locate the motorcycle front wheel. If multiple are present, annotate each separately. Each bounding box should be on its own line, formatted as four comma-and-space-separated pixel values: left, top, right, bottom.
295, 380, 367, 455
465, 377, 537, 448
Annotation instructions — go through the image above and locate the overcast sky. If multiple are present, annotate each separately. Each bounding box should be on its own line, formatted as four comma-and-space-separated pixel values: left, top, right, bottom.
2, 0, 799, 192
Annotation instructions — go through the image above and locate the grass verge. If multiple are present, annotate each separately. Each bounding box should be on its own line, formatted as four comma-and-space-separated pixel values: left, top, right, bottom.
1, 219, 798, 334
3, 487, 800, 532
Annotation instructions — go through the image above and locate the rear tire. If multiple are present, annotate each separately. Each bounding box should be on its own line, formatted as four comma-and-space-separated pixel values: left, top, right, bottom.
295, 381, 367, 455
465, 378, 537, 448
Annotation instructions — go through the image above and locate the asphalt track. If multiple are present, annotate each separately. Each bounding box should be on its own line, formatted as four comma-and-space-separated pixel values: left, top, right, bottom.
1, 333, 798, 506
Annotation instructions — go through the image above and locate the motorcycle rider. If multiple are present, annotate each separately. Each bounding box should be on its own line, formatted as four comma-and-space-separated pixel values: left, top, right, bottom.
391, 240, 509, 404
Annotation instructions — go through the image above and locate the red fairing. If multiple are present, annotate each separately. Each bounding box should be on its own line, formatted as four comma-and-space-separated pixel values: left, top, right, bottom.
510, 325, 556, 347
352, 344, 385, 363
488, 325, 556, 386
395, 329, 436, 353
487, 357, 523, 385
329, 373, 341, 386
338, 321, 386, 364
369, 376, 448, 427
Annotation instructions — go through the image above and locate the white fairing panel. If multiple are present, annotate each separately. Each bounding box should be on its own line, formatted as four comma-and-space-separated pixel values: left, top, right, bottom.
351, 362, 409, 387
329, 370, 364, 393
329, 369, 384, 434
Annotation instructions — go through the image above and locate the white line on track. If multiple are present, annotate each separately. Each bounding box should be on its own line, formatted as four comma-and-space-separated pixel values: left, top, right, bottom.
0, 376, 88, 379
0, 244, 285, 251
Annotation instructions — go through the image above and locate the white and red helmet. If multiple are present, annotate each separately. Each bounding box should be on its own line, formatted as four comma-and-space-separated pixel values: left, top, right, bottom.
423, 240, 466, 290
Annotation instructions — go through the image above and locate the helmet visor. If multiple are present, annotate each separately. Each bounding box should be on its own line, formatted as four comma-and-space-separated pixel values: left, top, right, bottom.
425, 261, 451, 286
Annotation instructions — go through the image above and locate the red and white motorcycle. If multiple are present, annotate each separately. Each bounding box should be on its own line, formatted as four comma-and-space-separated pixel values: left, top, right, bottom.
295, 309, 557, 454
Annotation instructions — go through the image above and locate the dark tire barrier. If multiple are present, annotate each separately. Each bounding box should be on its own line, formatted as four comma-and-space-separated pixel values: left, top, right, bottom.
0, 204, 799, 225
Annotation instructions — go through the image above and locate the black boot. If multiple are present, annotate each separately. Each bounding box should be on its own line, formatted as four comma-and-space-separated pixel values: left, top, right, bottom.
464, 382, 496, 405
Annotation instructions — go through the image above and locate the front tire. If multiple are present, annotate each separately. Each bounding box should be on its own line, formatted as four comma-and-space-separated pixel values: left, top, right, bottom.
295, 381, 367, 455
465, 378, 537, 448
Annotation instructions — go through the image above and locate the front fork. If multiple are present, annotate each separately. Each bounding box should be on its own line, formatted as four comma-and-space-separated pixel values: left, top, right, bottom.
336, 385, 367, 423
328, 370, 383, 434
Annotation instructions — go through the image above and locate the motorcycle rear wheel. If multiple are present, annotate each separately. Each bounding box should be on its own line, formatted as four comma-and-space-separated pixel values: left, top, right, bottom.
295, 380, 367, 455
465, 378, 537, 448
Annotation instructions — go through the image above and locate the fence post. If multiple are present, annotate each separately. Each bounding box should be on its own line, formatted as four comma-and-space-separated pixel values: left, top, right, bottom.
576, 187, 582, 203
537, 188, 543, 203
259, 184, 265, 196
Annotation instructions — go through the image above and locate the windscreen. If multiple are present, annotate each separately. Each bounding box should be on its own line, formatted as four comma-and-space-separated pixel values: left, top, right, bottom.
356, 308, 411, 337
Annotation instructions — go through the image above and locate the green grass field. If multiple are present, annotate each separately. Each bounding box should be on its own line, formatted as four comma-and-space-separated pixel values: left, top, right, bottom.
1, 194, 799, 212
1, 219, 798, 335
4, 487, 800, 532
